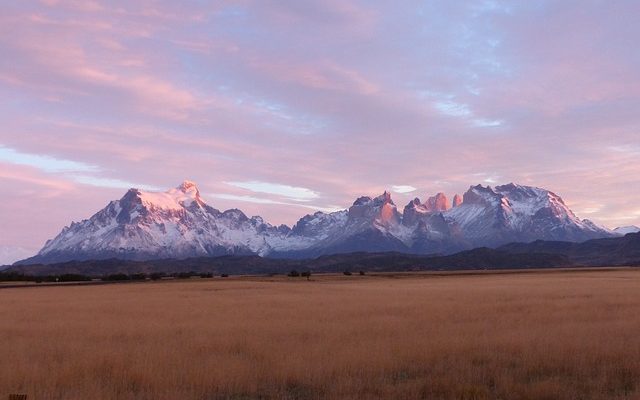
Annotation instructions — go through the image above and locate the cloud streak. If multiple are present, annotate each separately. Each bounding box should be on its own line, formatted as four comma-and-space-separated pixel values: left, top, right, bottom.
225, 181, 320, 202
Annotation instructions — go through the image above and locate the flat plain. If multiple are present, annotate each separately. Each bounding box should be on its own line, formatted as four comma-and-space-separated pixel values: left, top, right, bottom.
2, 269, 640, 400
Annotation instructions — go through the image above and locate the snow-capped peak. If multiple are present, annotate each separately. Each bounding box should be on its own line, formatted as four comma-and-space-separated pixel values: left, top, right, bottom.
444, 183, 610, 243
138, 181, 204, 210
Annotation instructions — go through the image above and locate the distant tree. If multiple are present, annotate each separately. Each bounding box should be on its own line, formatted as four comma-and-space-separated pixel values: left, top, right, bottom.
343, 271, 352, 276
200, 272, 213, 278
129, 273, 147, 281
288, 270, 300, 277
301, 271, 311, 281
150, 272, 164, 280
59, 274, 91, 282
0, 272, 31, 282
221, 274, 229, 278
359, 271, 365, 276
102, 273, 130, 281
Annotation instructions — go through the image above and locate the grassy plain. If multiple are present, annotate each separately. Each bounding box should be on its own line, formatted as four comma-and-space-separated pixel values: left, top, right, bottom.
2, 269, 640, 399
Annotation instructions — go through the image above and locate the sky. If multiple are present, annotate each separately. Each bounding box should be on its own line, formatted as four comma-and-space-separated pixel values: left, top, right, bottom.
1, 0, 640, 263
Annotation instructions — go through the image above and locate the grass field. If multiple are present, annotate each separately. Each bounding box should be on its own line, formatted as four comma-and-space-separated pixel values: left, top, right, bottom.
2, 269, 640, 399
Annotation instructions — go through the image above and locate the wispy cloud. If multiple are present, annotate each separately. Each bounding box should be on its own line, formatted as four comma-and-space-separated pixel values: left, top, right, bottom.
435, 100, 472, 118
0, 146, 155, 190
225, 181, 320, 202
211, 193, 342, 213
72, 176, 160, 191
0, 145, 99, 173
392, 185, 417, 194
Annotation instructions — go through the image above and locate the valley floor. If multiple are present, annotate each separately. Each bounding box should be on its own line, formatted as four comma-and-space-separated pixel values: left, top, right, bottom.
2, 269, 640, 399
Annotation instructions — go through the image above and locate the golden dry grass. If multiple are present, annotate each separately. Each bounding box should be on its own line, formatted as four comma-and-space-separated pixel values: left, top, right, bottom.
2, 269, 640, 400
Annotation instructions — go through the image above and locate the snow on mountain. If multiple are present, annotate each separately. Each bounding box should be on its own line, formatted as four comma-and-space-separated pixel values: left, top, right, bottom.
138, 180, 203, 210
21, 181, 293, 264
613, 225, 640, 235
444, 183, 611, 245
16, 181, 616, 265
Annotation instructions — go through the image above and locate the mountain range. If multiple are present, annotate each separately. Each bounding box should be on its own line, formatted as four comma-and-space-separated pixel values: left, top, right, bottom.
7, 232, 640, 277
15, 181, 619, 265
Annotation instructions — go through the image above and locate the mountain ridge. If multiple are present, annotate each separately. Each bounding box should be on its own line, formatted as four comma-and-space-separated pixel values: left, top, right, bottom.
15, 181, 615, 265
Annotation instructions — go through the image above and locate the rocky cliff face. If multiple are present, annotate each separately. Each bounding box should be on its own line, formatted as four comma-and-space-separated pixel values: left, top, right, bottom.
425, 193, 450, 212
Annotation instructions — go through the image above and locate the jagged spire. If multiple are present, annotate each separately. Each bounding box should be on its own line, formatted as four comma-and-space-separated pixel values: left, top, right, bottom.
453, 194, 463, 207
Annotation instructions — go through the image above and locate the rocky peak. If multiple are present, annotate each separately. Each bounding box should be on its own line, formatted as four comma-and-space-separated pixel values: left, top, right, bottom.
402, 197, 428, 226
406, 198, 422, 208
177, 180, 199, 192
171, 181, 205, 207
462, 185, 499, 205
348, 191, 399, 226
453, 194, 463, 207
495, 183, 543, 202
121, 188, 143, 206
425, 192, 449, 212
374, 190, 394, 206
222, 208, 248, 222
352, 196, 373, 206
495, 182, 520, 192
